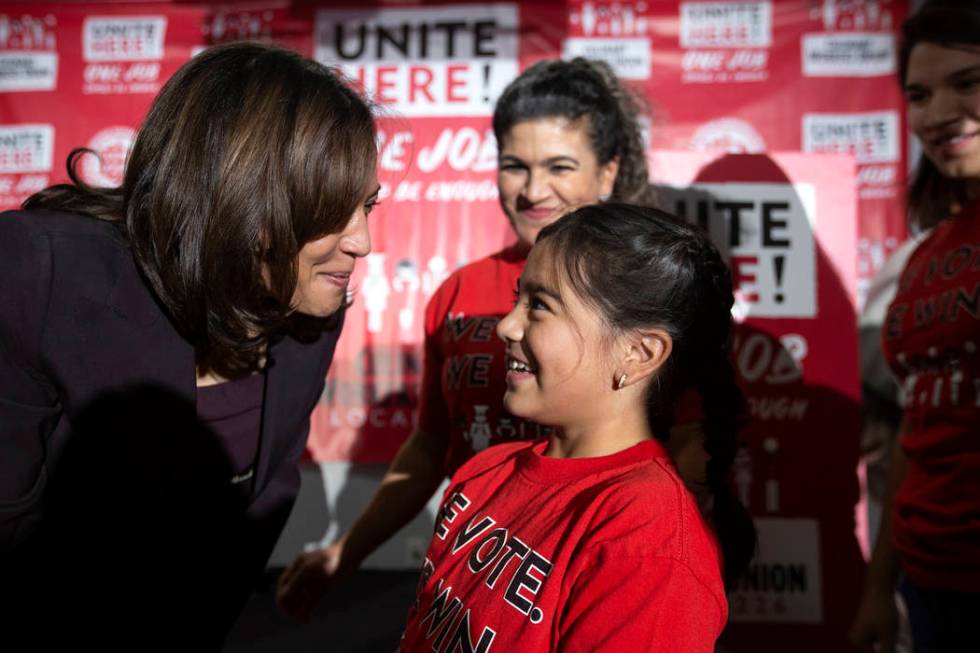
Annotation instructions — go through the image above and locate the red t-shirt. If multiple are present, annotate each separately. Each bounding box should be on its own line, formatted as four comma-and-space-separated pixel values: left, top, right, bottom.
398, 439, 727, 653
418, 246, 553, 476
882, 206, 980, 591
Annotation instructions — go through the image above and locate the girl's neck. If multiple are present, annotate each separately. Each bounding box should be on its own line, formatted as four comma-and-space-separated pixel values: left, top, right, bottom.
544, 410, 653, 459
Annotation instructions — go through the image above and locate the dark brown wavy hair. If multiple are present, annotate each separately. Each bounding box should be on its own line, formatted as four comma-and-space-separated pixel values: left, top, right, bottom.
25, 42, 377, 378
899, 0, 980, 230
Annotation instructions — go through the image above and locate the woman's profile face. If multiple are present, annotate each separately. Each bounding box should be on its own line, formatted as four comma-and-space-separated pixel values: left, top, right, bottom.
905, 42, 980, 181
497, 117, 618, 251
291, 182, 379, 317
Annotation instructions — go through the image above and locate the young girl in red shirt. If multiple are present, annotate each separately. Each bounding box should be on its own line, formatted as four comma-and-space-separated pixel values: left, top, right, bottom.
398, 204, 756, 652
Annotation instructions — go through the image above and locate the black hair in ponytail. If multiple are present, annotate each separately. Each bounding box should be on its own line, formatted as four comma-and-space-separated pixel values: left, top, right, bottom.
535, 203, 756, 588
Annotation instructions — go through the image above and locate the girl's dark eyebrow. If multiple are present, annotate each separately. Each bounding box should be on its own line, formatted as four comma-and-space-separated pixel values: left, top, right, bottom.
521, 279, 563, 304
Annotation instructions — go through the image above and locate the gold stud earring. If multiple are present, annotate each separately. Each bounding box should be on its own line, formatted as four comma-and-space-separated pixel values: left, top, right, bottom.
617, 373, 628, 389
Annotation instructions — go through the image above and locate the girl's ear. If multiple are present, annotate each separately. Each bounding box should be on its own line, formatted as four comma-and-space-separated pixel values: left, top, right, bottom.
615, 329, 672, 388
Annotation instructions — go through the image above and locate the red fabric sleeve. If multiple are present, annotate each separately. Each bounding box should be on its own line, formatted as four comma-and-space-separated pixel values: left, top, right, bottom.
558, 554, 726, 653
416, 273, 458, 438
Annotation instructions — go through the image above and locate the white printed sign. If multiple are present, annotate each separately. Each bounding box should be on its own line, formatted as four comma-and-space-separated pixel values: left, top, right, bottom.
802, 111, 899, 164
0, 124, 54, 173
315, 4, 518, 117
680, 1, 772, 48
729, 518, 823, 623
0, 51, 57, 91
562, 37, 651, 80
802, 33, 896, 77
83, 16, 167, 62
669, 183, 818, 319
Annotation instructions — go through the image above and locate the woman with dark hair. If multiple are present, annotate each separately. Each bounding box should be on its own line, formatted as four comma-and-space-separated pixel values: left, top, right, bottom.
850, 1, 980, 651
399, 204, 755, 651
277, 57, 657, 619
0, 42, 378, 646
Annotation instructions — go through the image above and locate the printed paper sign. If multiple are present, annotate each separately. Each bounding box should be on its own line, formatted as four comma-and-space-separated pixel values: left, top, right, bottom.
562, 37, 651, 80
315, 4, 518, 116
729, 518, 823, 623
680, 1, 772, 48
667, 182, 818, 319
0, 13, 59, 92
803, 111, 899, 164
83, 16, 168, 62
0, 51, 57, 91
802, 33, 895, 77
0, 124, 53, 173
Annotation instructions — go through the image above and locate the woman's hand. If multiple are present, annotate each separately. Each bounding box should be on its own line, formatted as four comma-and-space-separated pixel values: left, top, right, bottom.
849, 586, 898, 653
276, 539, 352, 622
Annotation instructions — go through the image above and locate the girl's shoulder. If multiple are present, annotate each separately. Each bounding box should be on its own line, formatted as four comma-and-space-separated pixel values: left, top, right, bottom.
449, 439, 539, 485
587, 458, 719, 558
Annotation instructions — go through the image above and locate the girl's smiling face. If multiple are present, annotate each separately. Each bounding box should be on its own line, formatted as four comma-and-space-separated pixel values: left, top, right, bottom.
496, 242, 614, 430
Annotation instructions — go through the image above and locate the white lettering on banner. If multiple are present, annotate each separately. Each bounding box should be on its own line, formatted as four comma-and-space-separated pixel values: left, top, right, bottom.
802, 111, 899, 164
0, 14, 58, 92
562, 38, 651, 81
812, 0, 896, 32
681, 48, 769, 83
315, 5, 518, 116
83, 16, 167, 62
735, 332, 807, 385
680, 2, 772, 48
730, 518, 823, 623
363, 254, 391, 334
671, 183, 818, 319
689, 118, 766, 154
570, 2, 652, 38
80, 126, 135, 188
0, 125, 53, 173
802, 33, 895, 77
202, 10, 276, 42
416, 129, 497, 173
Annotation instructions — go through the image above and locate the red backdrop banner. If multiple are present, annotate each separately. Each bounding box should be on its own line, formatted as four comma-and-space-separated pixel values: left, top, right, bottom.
1, 2, 905, 649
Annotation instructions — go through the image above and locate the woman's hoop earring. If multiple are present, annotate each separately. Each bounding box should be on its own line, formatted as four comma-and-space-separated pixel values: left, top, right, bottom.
616, 373, 628, 389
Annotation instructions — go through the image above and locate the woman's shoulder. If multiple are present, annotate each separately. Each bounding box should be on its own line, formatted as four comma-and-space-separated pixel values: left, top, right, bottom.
1, 208, 125, 251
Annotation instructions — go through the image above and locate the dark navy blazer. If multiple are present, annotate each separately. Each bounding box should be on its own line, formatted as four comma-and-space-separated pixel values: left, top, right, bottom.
0, 209, 343, 645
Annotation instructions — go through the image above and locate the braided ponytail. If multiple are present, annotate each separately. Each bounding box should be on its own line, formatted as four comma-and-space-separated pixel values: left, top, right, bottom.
698, 350, 756, 589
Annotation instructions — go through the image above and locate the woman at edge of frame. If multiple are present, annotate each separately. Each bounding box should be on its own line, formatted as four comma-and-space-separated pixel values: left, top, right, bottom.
850, 1, 980, 652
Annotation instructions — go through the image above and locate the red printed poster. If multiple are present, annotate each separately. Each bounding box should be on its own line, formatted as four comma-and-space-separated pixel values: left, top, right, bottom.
0, 3, 906, 648
561, 0, 910, 303
651, 151, 864, 651
308, 3, 528, 463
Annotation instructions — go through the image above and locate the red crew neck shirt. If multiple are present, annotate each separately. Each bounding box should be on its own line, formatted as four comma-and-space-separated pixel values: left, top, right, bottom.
398, 439, 727, 653
882, 205, 980, 591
